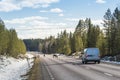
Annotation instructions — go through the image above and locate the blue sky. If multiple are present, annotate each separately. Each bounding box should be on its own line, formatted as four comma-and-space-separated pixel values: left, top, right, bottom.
0, 0, 119, 39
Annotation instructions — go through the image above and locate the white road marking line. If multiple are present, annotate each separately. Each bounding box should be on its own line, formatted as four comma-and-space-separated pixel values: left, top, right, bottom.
48, 70, 54, 79
46, 64, 55, 80
43, 60, 55, 80
104, 72, 113, 77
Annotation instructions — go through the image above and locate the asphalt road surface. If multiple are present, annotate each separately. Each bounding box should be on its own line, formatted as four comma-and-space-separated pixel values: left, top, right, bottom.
40, 54, 120, 80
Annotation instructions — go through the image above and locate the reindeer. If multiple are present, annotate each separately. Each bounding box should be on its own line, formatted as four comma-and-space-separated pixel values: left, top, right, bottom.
53, 54, 58, 58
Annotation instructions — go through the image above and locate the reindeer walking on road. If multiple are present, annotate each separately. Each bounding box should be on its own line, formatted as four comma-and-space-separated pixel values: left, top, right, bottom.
53, 54, 58, 58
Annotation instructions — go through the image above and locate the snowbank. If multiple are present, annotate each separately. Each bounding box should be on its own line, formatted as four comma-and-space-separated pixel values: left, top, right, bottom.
101, 56, 120, 65
101, 60, 120, 64
0, 53, 34, 80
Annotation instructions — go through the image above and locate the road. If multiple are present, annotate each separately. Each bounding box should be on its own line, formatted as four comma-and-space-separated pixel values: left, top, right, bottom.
40, 54, 120, 80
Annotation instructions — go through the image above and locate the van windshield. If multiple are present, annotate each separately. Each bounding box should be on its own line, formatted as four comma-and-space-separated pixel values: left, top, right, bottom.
86, 49, 99, 55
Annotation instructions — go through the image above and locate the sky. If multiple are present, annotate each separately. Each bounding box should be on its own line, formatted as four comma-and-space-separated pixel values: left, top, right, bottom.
0, 0, 119, 39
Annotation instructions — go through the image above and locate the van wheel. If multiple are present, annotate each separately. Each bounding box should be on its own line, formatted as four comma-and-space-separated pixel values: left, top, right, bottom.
95, 61, 96, 64
98, 61, 100, 64
85, 61, 87, 64
82, 61, 84, 64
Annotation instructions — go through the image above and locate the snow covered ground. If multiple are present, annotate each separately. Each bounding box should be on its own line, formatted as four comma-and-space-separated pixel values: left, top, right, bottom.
101, 60, 120, 64
101, 56, 120, 64
0, 52, 34, 80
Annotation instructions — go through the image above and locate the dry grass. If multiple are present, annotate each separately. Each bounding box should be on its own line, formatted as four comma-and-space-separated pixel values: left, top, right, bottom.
27, 57, 42, 80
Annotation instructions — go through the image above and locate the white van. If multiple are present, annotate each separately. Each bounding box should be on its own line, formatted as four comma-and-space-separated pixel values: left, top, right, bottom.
81, 48, 100, 64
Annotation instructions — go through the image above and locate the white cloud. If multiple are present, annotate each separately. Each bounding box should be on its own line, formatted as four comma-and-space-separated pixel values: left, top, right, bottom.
17, 27, 75, 39
92, 19, 104, 30
92, 19, 103, 26
5, 16, 48, 24
66, 18, 80, 22
0, 0, 59, 12
41, 4, 50, 8
40, 10, 48, 12
96, 0, 106, 4
0, 2, 21, 12
50, 8, 63, 13
66, 18, 103, 26
59, 13, 64, 16
5, 16, 75, 39
40, 8, 64, 17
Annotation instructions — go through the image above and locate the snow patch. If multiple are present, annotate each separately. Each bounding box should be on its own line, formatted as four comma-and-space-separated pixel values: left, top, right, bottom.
101, 60, 120, 64
0, 53, 34, 80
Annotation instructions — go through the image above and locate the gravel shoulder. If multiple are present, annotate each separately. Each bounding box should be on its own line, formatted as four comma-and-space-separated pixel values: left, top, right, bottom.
27, 56, 42, 80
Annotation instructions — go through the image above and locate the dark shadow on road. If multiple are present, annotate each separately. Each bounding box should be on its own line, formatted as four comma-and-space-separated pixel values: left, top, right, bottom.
43, 62, 74, 66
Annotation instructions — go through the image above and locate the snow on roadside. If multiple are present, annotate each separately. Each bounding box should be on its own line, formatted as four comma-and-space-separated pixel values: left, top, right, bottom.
101, 56, 120, 65
101, 60, 120, 64
0, 53, 34, 80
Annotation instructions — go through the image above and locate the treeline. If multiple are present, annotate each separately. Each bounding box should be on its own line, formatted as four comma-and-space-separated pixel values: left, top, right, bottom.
103, 8, 120, 56
0, 18, 26, 57
41, 7, 120, 57
23, 39, 43, 51
42, 19, 103, 56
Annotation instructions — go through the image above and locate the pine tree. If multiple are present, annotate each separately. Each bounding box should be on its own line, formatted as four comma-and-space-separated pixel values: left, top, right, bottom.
0, 18, 26, 57
103, 9, 113, 55
0, 19, 9, 55
86, 18, 96, 47
96, 32, 106, 57
113, 7, 120, 55
69, 32, 74, 53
